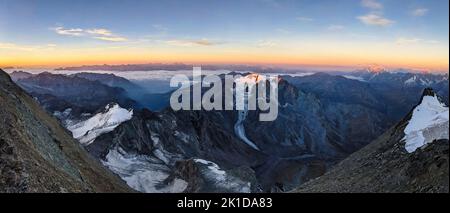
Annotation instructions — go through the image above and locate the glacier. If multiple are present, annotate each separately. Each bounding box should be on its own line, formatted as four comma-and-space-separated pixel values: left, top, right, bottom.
403, 94, 449, 153
194, 159, 252, 193
233, 74, 262, 151
67, 103, 133, 145
103, 147, 188, 193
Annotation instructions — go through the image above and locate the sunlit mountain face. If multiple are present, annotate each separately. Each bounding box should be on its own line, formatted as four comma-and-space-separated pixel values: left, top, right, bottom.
0, 0, 448, 194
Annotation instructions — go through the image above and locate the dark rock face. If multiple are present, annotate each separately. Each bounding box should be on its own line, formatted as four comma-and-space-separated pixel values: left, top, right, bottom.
0, 69, 133, 192
284, 72, 449, 152
284, 73, 405, 151
294, 89, 449, 193
88, 76, 367, 191
89, 73, 448, 192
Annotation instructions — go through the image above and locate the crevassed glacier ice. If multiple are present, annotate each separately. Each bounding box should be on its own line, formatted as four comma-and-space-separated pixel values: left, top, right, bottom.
67, 103, 133, 145
103, 147, 188, 193
403, 95, 449, 153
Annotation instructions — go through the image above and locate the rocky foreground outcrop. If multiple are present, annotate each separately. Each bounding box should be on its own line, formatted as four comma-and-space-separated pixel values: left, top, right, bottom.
0, 69, 133, 192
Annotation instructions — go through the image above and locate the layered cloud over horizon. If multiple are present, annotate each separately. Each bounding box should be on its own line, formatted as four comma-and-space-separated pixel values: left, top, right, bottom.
0, 0, 448, 71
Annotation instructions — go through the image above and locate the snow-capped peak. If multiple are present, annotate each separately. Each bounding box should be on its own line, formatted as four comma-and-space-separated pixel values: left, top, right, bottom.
366, 65, 387, 74
404, 75, 417, 85
67, 103, 133, 145
236, 73, 266, 84
403, 91, 449, 153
